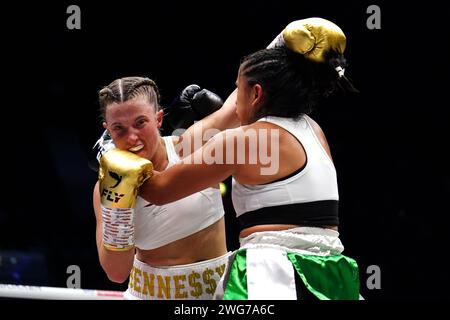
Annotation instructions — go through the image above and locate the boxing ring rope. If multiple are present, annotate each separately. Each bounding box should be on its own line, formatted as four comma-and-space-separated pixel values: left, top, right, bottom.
0, 284, 124, 300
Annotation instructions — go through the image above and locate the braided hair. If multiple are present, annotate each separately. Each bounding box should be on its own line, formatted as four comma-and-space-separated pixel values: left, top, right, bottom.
239, 47, 357, 121
98, 77, 161, 121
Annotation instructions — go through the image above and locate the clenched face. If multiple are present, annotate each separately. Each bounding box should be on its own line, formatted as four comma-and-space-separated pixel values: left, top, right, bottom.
103, 97, 163, 161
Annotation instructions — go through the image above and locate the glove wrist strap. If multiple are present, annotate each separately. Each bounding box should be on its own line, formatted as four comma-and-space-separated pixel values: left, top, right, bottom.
267, 32, 285, 49
101, 205, 135, 251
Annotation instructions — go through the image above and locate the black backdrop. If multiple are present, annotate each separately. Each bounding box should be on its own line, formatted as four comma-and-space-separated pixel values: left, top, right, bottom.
1, 0, 449, 300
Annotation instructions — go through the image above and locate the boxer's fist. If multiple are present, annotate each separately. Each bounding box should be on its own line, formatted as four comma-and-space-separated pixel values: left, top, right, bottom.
268, 18, 346, 63
99, 148, 153, 208
99, 149, 153, 251
167, 84, 223, 129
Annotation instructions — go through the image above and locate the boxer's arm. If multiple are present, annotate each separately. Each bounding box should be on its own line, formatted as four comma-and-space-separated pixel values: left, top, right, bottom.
177, 89, 239, 158
93, 182, 134, 283
140, 129, 243, 205
93, 149, 153, 283
176, 18, 344, 159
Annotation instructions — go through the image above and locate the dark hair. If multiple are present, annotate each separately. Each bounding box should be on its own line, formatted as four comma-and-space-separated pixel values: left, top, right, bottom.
98, 76, 161, 121
239, 47, 357, 120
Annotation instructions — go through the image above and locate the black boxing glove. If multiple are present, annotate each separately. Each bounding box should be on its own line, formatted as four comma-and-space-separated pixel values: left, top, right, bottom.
166, 84, 223, 130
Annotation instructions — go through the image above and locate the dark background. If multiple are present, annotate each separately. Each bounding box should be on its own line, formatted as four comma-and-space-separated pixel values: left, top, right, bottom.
1, 0, 449, 300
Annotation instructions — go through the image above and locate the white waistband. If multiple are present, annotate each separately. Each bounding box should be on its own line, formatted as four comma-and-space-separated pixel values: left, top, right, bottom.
239, 227, 344, 256
125, 252, 232, 300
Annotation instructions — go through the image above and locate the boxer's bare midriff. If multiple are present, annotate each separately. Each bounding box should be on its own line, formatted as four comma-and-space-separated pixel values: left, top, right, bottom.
137, 217, 227, 267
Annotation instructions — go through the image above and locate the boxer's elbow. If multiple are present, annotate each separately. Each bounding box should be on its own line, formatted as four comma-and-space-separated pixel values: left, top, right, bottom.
102, 264, 131, 284
99, 251, 134, 284
106, 270, 130, 284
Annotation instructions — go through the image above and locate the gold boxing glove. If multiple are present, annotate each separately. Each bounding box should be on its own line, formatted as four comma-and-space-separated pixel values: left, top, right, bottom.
98, 148, 153, 251
267, 17, 346, 63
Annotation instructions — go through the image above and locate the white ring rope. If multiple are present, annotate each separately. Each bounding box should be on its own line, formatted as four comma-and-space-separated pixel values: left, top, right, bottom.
0, 284, 124, 300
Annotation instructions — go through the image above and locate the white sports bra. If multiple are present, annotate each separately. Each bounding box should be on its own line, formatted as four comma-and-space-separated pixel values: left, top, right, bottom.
231, 116, 339, 228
